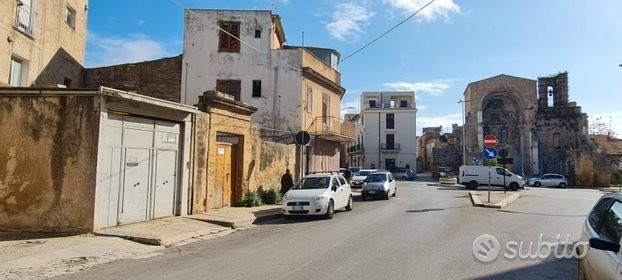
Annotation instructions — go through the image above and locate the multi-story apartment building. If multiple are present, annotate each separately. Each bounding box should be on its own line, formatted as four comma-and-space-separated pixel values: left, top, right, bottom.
1, 0, 88, 87
349, 91, 417, 170
181, 9, 355, 174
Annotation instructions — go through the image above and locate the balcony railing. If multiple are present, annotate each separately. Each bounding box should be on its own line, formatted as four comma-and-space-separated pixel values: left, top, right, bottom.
347, 144, 364, 153
381, 143, 401, 152
307, 116, 356, 142
15, 3, 34, 36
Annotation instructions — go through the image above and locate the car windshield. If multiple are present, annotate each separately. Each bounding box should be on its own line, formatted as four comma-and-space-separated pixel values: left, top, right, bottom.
356, 171, 371, 176
292, 177, 330, 190
366, 174, 387, 182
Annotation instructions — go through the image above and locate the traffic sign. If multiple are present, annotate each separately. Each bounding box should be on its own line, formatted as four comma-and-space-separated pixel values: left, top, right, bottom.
295, 131, 311, 145
483, 148, 498, 160
484, 134, 497, 148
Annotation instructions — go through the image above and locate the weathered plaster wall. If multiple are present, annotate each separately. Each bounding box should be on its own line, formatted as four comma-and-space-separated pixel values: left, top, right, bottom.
182, 10, 302, 132
248, 126, 296, 191
83, 55, 182, 102
1, 0, 88, 87
0, 95, 99, 232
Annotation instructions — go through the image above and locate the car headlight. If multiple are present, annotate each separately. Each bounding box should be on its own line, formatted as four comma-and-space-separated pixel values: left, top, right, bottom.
313, 194, 328, 201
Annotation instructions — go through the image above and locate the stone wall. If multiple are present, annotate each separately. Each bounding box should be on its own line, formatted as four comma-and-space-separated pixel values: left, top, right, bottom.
83, 55, 182, 102
248, 127, 297, 192
0, 94, 100, 232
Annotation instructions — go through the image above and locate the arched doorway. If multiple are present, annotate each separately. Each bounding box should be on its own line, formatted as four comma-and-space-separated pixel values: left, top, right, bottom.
481, 94, 523, 173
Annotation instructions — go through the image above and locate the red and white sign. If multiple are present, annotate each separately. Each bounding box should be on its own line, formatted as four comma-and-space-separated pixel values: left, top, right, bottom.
484, 134, 497, 148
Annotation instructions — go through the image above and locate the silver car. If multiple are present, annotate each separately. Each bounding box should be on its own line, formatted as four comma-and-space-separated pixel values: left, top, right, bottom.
528, 173, 568, 188
361, 172, 397, 200
578, 193, 622, 280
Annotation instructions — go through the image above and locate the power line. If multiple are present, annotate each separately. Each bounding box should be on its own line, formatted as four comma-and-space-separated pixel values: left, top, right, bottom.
339, 0, 436, 66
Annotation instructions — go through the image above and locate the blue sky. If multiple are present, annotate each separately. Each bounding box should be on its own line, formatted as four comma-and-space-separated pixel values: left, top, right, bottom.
86, 0, 622, 135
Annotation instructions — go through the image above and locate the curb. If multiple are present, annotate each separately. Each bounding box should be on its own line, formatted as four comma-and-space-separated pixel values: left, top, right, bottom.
191, 211, 283, 229
468, 191, 521, 209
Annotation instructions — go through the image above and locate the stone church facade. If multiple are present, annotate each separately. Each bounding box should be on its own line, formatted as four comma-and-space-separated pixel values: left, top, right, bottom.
462, 72, 609, 186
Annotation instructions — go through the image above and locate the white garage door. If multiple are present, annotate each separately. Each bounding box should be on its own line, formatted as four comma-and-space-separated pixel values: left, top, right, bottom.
98, 114, 180, 227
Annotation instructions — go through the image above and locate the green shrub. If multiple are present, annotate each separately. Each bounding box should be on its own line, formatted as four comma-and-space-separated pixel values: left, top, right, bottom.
256, 187, 282, 204
243, 191, 263, 207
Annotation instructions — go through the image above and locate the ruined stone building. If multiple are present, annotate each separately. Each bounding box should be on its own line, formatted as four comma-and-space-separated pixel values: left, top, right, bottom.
463, 72, 613, 186
1, 0, 88, 87
416, 125, 462, 173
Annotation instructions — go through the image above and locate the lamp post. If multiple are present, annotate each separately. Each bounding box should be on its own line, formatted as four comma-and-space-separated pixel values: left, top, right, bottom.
458, 99, 471, 165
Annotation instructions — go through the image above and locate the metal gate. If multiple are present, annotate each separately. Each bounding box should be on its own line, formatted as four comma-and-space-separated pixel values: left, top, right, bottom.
99, 114, 180, 226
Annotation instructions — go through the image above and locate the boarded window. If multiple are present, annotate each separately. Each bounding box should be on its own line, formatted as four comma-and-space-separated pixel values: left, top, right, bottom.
216, 79, 241, 100
218, 21, 241, 53
252, 80, 261, 97
306, 86, 313, 112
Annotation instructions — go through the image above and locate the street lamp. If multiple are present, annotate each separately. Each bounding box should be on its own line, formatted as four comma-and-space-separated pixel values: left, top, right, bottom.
458, 99, 471, 165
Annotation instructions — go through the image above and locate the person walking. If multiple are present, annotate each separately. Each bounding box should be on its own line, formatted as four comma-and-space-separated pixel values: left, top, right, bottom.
280, 169, 294, 194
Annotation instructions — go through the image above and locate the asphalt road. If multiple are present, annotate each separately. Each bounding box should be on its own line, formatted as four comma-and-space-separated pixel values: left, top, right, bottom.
55, 181, 603, 280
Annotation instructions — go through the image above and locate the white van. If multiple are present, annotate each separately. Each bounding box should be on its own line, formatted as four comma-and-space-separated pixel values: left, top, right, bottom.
458, 165, 525, 191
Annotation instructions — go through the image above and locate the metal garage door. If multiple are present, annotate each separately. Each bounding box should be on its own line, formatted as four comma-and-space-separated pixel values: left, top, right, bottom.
100, 114, 180, 226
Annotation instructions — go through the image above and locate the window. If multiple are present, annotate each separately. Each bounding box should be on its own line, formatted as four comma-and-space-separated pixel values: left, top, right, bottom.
400, 100, 408, 108
338, 177, 346, 185
369, 100, 376, 108
322, 93, 329, 124
254, 29, 261, 38
599, 201, 622, 243
385, 159, 396, 170
9, 57, 26, 86
252, 80, 261, 97
63, 77, 72, 88
216, 79, 241, 100
386, 134, 395, 149
389, 100, 395, 108
547, 86, 555, 107
15, 0, 35, 35
65, 6, 76, 28
386, 113, 395, 129
332, 177, 340, 188
306, 87, 313, 112
218, 21, 240, 53
589, 198, 615, 231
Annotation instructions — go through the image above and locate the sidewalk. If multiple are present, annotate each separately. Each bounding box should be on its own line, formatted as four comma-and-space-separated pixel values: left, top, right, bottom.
0, 205, 284, 279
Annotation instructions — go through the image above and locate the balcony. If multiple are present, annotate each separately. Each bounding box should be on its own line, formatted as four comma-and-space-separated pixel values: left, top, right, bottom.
347, 144, 364, 153
381, 143, 401, 153
15, 4, 34, 36
307, 116, 356, 143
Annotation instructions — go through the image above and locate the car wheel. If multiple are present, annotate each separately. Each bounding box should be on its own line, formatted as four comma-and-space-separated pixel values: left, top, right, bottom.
469, 181, 479, 190
534, 181, 541, 188
392, 187, 397, 197
345, 196, 353, 211
510, 182, 519, 191
325, 200, 334, 219
559, 182, 567, 189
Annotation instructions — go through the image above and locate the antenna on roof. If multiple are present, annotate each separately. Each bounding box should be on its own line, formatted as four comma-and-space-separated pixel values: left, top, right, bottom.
271, 0, 277, 11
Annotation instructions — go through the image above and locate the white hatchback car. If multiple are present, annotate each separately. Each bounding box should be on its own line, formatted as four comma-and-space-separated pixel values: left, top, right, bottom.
282, 173, 353, 218
361, 171, 397, 200
578, 193, 622, 280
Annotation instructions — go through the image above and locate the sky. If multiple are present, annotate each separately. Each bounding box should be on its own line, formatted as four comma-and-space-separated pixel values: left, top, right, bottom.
85, 0, 622, 136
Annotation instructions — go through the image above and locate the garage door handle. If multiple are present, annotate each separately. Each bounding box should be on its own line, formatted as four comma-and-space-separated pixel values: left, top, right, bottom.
134, 183, 140, 187
163, 180, 169, 185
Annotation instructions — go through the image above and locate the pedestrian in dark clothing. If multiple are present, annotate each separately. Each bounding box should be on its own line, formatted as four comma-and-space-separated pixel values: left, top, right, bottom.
280, 169, 294, 194
343, 168, 352, 183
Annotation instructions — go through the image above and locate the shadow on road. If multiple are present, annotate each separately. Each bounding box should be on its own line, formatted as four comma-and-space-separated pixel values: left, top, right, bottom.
405, 205, 471, 213
474, 258, 577, 280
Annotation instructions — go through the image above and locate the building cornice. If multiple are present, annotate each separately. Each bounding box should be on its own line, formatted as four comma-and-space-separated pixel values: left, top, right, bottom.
302, 67, 345, 97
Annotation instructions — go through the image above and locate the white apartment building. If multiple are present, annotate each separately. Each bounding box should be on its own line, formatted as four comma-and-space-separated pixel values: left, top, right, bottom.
350, 91, 417, 170
181, 9, 355, 174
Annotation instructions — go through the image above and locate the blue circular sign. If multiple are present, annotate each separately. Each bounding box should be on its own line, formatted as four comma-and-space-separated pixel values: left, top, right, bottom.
483, 148, 498, 160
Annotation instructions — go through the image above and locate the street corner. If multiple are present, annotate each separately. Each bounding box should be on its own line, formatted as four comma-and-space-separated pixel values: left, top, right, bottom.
469, 191, 521, 209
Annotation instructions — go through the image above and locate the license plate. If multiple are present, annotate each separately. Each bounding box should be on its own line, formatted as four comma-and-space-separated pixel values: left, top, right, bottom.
368, 190, 376, 194
293, 206, 304, 211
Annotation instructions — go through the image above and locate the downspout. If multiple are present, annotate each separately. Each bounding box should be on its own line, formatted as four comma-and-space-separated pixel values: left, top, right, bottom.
272, 66, 279, 138
188, 113, 196, 214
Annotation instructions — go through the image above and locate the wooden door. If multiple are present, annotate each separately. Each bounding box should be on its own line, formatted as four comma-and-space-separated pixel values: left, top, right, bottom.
215, 143, 235, 208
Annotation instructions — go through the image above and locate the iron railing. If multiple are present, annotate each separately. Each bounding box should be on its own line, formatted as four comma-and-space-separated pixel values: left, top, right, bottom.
15, 3, 34, 36
381, 143, 401, 151
307, 116, 356, 141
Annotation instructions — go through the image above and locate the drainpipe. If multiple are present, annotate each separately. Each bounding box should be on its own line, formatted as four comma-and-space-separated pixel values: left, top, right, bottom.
272, 66, 279, 138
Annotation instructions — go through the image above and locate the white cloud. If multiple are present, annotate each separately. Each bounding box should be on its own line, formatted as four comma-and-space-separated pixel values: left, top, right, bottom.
384, 0, 460, 22
86, 32, 172, 67
417, 113, 462, 135
383, 80, 452, 96
340, 100, 361, 118
326, 3, 374, 41
417, 104, 428, 111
